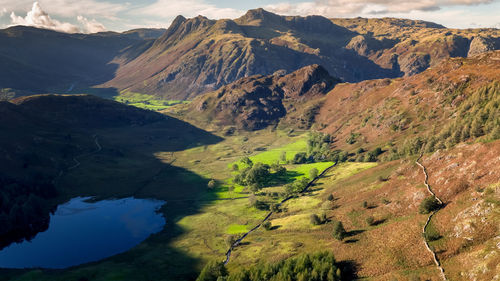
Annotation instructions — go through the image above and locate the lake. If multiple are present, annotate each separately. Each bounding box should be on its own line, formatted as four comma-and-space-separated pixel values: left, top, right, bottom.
0, 197, 166, 269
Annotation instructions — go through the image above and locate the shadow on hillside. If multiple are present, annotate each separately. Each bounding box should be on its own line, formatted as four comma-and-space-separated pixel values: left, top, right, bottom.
0, 114, 224, 281
338, 260, 359, 281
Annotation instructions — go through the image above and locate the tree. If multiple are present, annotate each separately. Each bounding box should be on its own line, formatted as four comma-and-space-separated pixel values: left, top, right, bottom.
419, 196, 441, 214
280, 151, 287, 163
309, 168, 319, 180
310, 214, 321, 225
241, 157, 253, 167
332, 221, 346, 241
327, 194, 334, 201
262, 221, 272, 230
292, 152, 308, 164
232, 164, 239, 171
365, 216, 375, 226
196, 261, 228, 281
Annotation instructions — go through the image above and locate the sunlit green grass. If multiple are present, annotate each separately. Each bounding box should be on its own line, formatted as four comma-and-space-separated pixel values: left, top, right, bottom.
114, 92, 189, 111
226, 224, 249, 234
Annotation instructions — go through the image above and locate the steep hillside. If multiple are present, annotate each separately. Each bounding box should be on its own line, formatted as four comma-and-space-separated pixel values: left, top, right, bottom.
172, 64, 339, 130
315, 50, 500, 159
104, 9, 499, 100
0, 26, 164, 96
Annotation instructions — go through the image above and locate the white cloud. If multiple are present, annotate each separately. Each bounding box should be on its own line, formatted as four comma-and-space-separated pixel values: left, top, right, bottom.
0, 7, 7, 16
9, 2, 107, 33
136, 0, 244, 19
77, 15, 106, 33
10, 2, 80, 33
0, 0, 126, 20
265, 0, 494, 17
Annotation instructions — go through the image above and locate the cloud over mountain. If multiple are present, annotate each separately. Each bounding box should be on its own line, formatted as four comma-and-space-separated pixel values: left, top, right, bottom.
9, 2, 105, 33
265, 0, 493, 16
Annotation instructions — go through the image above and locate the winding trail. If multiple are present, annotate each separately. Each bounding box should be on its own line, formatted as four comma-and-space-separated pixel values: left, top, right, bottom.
223, 162, 338, 265
416, 155, 447, 281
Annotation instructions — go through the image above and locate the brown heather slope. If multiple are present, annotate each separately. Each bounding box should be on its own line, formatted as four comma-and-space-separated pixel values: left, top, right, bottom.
305, 140, 499, 280
104, 9, 499, 100
316, 50, 500, 154
170, 64, 339, 131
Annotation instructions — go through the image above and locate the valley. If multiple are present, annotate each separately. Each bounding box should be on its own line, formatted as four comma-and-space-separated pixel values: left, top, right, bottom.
0, 7, 498, 281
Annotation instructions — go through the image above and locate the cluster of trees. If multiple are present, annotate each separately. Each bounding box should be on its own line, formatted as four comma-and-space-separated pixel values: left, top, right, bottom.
354, 147, 384, 162
233, 158, 288, 192
290, 133, 349, 164
197, 252, 342, 281
0, 176, 57, 248
385, 82, 500, 160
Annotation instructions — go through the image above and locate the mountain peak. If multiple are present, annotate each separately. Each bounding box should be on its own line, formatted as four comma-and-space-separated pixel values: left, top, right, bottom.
235, 8, 282, 26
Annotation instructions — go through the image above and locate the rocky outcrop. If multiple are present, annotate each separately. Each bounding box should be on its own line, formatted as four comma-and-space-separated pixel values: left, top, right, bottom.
468, 36, 499, 57
192, 64, 339, 130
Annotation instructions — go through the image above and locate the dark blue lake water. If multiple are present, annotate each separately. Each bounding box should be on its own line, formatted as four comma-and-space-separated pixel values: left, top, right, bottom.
0, 197, 165, 269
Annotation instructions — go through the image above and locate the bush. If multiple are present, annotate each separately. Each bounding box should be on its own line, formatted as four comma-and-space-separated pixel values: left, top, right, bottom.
292, 152, 308, 164
332, 221, 346, 241
321, 201, 334, 210
262, 221, 272, 230
327, 194, 334, 201
232, 164, 239, 171
365, 216, 375, 226
207, 179, 217, 189
280, 151, 287, 163
310, 214, 321, 225
419, 196, 442, 214
309, 168, 319, 179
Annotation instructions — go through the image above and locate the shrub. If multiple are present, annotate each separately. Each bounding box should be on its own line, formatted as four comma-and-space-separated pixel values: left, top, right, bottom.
241, 157, 253, 167
362, 201, 368, 209
262, 221, 272, 230
232, 164, 239, 171
365, 216, 375, 226
309, 168, 319, 179
327, 194, 334, 201
419, 196, 442, 214
332, 221, 346, 241
310, 214, 321, 225
292, 152, 308, 164
280, 151, 287, 163
207, 179, 217, 189
321, 201, 334, 210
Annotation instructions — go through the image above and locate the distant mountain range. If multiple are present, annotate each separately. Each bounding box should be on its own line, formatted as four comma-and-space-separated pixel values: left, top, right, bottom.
0, 9, 498, 100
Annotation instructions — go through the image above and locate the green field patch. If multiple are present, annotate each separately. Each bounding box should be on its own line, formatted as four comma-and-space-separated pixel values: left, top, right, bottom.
230, 138, 308, 169
226, 224, 249, 234
288, 162, 335, 180
114, 92, 189, 111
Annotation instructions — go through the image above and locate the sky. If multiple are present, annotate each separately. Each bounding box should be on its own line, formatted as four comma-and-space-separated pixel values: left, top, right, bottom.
0, 0, 499, 33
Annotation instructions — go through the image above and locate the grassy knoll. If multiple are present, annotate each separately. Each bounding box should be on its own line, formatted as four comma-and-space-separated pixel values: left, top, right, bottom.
114, 92, 189, 111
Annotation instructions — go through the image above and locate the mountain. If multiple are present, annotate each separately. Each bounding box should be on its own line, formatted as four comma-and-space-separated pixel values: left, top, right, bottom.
176, 64, 339, 131
103, 9, 499, 100
0, 10, 498, 101
175, 50, 500, 156
0, 26, 165, 96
